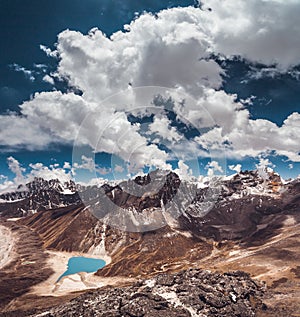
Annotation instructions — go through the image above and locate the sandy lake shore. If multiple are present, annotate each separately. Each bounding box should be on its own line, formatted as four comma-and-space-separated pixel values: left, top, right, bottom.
30, 250, 133, 296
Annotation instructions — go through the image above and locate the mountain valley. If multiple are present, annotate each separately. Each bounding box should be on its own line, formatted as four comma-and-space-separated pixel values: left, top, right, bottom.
0, 170, 299, 316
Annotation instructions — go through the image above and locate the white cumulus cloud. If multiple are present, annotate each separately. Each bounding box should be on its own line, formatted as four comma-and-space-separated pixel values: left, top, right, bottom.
229, 164, 242, 173
199, 0, 300, 70
206, 160, 224, 177
7, 156, 26, 184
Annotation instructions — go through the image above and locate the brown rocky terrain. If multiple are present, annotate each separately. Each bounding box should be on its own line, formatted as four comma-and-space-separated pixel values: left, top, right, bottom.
29, 269, 266, 317
0, 170, 299, 316
0, 220, 54, 312
19, 203, 212, 278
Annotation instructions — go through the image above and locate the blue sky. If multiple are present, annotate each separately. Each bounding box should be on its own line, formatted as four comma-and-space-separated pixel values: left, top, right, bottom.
0, 0, 299, 188
0, 0, 196, 113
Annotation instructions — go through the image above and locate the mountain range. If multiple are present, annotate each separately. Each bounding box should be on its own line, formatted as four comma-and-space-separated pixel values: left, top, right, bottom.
0, 169, 299, 316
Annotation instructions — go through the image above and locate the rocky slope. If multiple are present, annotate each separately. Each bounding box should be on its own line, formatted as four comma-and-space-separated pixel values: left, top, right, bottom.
28, 269, 265, 317
0, 220, 53, 310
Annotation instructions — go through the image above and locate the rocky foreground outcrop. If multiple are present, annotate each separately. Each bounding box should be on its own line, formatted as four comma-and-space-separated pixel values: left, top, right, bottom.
29, 269, 265, 317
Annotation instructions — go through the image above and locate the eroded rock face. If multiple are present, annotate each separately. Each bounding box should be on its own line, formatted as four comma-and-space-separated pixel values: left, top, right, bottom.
29, 269, 265, 317
107, 170, 181, 211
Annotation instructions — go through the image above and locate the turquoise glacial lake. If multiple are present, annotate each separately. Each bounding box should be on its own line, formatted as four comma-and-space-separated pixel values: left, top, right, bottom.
58, 256, 106, 281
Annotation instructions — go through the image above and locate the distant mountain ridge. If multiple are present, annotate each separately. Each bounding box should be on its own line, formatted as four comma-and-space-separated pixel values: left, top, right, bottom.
0, 169, 290, 221
0, 177, 82, 217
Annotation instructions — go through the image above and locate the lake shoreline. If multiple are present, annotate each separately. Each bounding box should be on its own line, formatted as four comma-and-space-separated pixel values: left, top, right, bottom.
29, 250, 133, 296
